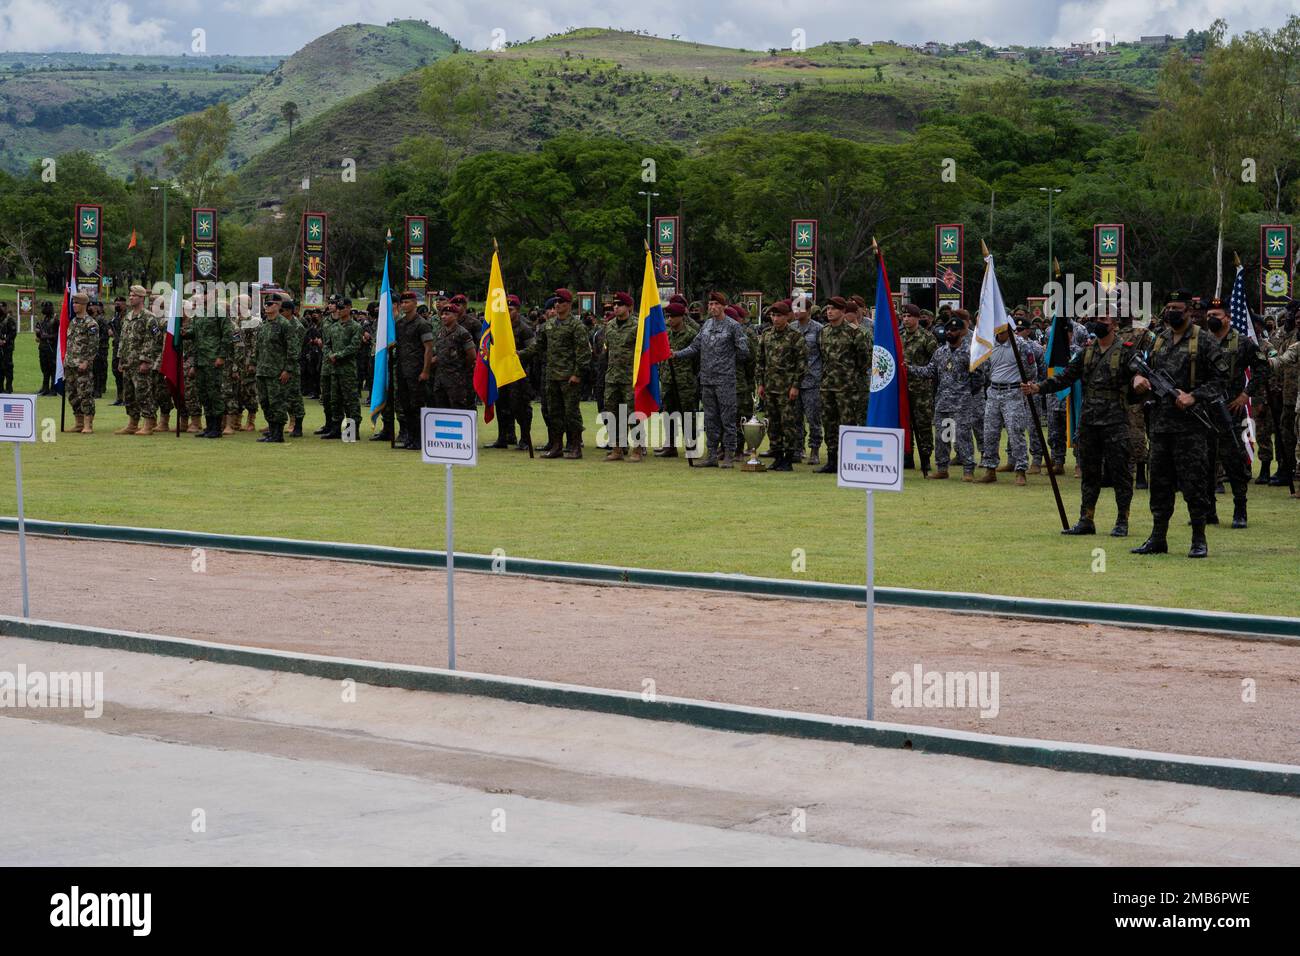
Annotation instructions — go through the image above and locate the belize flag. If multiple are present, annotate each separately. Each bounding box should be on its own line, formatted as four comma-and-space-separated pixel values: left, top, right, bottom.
632, 248, 671, 417
369, 254, 395, 425
865, 248, 910, 447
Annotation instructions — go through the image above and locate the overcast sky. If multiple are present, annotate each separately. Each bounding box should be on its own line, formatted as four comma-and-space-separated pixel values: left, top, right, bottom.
0, 0, 1295, 56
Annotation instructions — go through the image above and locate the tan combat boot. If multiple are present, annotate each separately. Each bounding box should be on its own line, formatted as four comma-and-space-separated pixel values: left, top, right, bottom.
136, 417, 155, 436
81, 415, 94, 435
975, 467, 998, 484
996, 462, 1014, 473
186, 416, 202, 433
222, 414, 235, 436
244, 411, 256, 432
1014, 470, 1027, 486
926, 470, 949, 480
114, 417, 139, 435
72, 413, 85, 433
157, 412, 171, 433
603, 447, 624, 462
628, 446, 645, 463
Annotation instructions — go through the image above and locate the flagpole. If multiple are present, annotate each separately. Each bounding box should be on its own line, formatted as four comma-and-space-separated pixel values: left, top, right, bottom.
60, 241, 72, 434
875, 238, 923, 475
385, 232, 396, 450
984, 239, 1068, 531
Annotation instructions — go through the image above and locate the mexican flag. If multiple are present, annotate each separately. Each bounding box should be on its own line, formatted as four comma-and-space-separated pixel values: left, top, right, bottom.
161, 245, 184, 403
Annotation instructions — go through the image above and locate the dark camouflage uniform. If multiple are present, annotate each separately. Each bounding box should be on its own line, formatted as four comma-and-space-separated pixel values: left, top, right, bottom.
901, 324, 936, 462
430, 320, 476, 410
255, 315, 293, 427
908, 333, 986, 473
601, 316, 638, 428
757, 323, 808, 458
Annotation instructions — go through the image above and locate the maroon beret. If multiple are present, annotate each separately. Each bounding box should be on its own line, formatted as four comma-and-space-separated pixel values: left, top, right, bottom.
553, 288, 573, 303
708, 291, 729, 306
827, 296, 848, 309
665, 302, 687, 316
769, 299, 793, 315
613, 291, 634, 307
506, 294, 520, 307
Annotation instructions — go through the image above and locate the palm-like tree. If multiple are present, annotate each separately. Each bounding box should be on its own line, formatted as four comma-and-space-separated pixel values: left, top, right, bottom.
281, 101, 301, 139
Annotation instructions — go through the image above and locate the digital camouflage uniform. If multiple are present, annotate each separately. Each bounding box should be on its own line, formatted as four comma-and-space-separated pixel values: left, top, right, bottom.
661, 319, 699, 421
908, 333, 986, 475
901, 324, 936, 464
1268, 337, 1300, 477
148, 313, 173, 419
65, 310, 99, 417
791, 316, 824, 459
326, 318, 362, 427
235, 317, 259, 415
188, 305, 232, 427
1120, 324, 1157, 475
396, 312, 434, 441
319, 313, 338, 427
1038, 337, 1139, 527
601, 316, 637, 443
674, 315, 750, 459
255, 314, 293, 428
181, 314, 202, 422
757, 323, 808, 460
523, 313, 589, 448
430, 320, 475, 410
117, 307, 149, 420
1144, 324, 1228, 536
222, 315, 243, 418
817, 321, 873, 463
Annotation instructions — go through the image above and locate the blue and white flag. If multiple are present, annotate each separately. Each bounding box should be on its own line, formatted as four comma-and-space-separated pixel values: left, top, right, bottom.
369, 254, 395, 426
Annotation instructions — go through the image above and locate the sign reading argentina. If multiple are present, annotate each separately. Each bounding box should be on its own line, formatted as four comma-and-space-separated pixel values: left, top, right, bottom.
837, 426, 904, 492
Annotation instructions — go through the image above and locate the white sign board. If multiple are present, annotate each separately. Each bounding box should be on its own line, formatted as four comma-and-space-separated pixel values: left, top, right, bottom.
0, 395, 37, 443
421, 408, 478, 466
258, 257, 274, 287
837, 426, 904, 492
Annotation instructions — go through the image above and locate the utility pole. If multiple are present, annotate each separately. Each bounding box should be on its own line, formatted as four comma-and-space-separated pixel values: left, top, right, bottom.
1039, 187, 1062, 287
638, 189, 659, 246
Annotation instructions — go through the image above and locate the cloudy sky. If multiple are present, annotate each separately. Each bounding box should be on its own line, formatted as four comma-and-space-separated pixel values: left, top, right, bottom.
0, 0, 1294, 56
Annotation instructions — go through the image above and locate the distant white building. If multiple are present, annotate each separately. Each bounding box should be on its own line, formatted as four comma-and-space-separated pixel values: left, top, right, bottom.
1139, 34, 1173, 47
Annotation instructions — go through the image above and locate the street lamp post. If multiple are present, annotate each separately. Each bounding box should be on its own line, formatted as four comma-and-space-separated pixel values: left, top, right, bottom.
637, 190, 660, 246
151, 184, 176, 280
1039, 187, 1062, 286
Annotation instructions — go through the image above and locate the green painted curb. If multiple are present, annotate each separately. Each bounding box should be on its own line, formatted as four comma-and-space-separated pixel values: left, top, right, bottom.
3, 517, 1297, 640
4, 616, 1298, 797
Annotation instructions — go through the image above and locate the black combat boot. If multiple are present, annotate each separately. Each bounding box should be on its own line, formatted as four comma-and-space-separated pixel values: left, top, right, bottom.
816, 452, 837, 474
289, 420, 304, 438
1110, 509, 1129, 537
257, 423, 278, 443
1062, 508, 1096, 535
1134, 463, 1147, 490
370, 429, 392, 441
1255, 461, 1272, 484
1188, 521, 1208, 558
321, 420, 342, 439
1131, 519, 1169, 555
1231, 500, 1247, 529
770, 454, 793, 472
206, 414, 222, 438
903, 451, 915, 470
563, 431, 582, 459
313, 422, 329, 435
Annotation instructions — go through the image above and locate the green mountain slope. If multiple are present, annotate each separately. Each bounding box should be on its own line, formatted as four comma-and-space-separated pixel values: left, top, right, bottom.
101, 19, 457, 176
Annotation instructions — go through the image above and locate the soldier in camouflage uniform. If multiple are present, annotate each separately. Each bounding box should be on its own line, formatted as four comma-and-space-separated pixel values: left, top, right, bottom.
1131, 297, 1229, 558
491, 295, 535, 450
234, 294, 260, 432
254, 294, 294, 444
64, 292, 99, 433
393, 291, 434, 450
600, 292, 639, 461
321, 302, 362, 438
789, 299, 823, 465
112, 285, 150, 434
0, 303, 16, 395
731, 304, 759, 433
1252, 318, 1280, 484
188, 290, 232, 438
521, 288, 589, 459
1204, 297, 1266, 527
179, 298, 203, 432
757, 300, 807, 472
1270, 304, 1299, 488
282, 300, 307, 437
907, 310, 985, 480
1267, 333, 1300, 496
358, 304, 376, 401
1118, 318, 1157, 487
430, 303, 476, 410
672, 291, 750, 468
315, 300, 340, 435
658, 301, 698, 457
147, 296, 174, 433
900, 304, 936, 473
815, 298, 873, 474
1022, 311, 1138, 536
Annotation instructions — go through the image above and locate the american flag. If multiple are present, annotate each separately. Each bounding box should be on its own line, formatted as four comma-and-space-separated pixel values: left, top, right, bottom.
1228, 264, 1256, 343
3, 403, 23, 426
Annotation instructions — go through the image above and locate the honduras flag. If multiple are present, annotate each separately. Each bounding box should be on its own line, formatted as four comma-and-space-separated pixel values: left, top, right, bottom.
369, 254, 395, 425
865, 249, 910, 447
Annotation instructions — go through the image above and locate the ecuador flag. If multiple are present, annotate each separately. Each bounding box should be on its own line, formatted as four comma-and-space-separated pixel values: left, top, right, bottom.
473, 245, 527, 422
632, 248, 671, 417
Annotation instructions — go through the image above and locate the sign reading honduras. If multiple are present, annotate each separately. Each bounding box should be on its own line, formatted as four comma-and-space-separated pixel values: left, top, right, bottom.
837, 426, 904, 492
421, 408, 477, 466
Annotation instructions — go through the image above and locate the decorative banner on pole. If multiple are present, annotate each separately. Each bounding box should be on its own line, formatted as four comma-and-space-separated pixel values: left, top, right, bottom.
1093, 223, 1125, 314
301, 210, 328, 307
1260, 224, 1292, 315
790, 219, 818, 301
190, 208, 219, 284
1027, 295, 1047, 324
73, 203, 103, 298
577, 292, 597, 316
741, 291, 763, 323
653, 215, 680, 302
405, 215, 428, 303
934, 223, 964, 311
17, 289, 35, 333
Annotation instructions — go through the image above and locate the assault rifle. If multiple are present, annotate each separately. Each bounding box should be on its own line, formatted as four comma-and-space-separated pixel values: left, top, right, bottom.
1129, 354, 1215, 432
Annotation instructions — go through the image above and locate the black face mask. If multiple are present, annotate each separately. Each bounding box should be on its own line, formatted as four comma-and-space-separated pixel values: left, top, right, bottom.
1162, 309, 1186, 327
1089, 321, 1111, 338
1285, 315, 1297, 331
1207, 316, 1224, 334
946, 333, 962, 346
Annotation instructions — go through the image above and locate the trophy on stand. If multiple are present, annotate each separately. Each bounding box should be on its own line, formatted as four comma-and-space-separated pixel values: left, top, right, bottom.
741, 416, 767, 472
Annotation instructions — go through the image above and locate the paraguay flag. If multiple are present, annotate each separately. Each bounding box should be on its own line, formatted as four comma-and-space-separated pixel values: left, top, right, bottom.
865, 248, 910, 447
632, 248, 671, 417
369, 254, 395, 425
473, 245, 526, 423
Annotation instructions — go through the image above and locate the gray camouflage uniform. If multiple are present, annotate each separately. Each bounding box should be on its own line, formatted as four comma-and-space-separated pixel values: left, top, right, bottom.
789, 315, 823, 458
674, 315, 750, 457
908, 331, 987, 473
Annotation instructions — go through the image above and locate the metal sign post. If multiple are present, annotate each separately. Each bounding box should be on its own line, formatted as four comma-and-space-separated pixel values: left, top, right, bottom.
838, 426, 904, 720
422, 407, 478, 670
1, 395, 38, 617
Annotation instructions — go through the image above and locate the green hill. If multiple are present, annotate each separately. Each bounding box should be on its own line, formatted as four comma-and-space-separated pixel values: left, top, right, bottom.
103, 20, 457, 177
234, 30, 1161, 202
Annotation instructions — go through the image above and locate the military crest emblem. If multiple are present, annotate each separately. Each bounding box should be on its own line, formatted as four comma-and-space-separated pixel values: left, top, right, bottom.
196, 250, 215, 278
78, 246, 98, 275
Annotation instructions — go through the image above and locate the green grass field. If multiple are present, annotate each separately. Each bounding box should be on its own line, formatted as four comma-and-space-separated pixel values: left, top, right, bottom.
0, 345, 1294, 616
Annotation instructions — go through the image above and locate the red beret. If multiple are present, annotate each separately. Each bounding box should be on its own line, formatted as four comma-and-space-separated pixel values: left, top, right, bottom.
553, 288, 573, 303
724, 305, 744, 319
769, 300, 793, 315
665, 302, 687, 316
613, 291, 634, 307
669, 293, 688, 306
450, 294, 467, 305
506, 294, 520, 307
827, 296, 848, 309
709, 291, 729, 306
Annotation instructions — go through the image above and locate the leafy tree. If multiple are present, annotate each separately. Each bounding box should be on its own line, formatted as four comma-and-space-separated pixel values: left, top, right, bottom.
163, 102, 235, 208
280, 101, 300, 139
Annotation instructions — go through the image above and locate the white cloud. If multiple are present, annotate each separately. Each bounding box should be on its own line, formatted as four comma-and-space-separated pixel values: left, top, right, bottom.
0, 0, 180, 53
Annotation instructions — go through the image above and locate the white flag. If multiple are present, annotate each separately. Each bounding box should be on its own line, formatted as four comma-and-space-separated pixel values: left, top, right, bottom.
971, 251, 1009, 371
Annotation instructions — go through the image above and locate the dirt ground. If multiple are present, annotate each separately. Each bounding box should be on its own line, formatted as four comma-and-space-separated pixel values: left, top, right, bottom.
1, 536, 1297, 765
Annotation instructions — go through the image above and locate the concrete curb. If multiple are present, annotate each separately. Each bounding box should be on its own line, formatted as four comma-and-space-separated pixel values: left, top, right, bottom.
2, 518, 1298, 641
4, 616, 1298, 798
